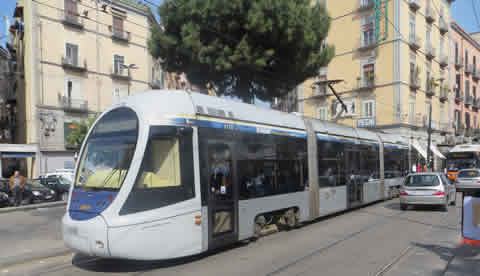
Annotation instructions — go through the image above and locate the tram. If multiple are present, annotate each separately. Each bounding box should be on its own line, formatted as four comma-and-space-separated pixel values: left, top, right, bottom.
446, 144, 480, 181
62, 90, 409, 260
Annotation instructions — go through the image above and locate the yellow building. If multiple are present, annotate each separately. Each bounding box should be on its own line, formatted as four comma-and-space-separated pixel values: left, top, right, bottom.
299, 0, 455, 169
6, 0, 163, 177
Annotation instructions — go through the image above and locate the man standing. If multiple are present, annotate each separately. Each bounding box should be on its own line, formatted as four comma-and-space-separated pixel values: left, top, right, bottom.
9, 170, 25, 206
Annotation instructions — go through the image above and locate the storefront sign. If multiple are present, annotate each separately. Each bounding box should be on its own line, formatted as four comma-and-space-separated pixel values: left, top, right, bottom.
357, 118, 376, 128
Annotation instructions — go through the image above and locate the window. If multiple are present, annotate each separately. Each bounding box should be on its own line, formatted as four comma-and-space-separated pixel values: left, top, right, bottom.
426, 69, 431, 90
362, 16, 375, 45
466, 80, 470, 98
64, 0, 78, 17
409, 101, 416, 124
317, 106, 328, 121
456, 74, 461, 97
121, 126, 195, 215
440, 38, 444, 57
405, 175, 439, 187
384, 148, 408, 179
455, 42, 459, 62
466, 49, 469, 65
112, 86, 128, 104
65, 43, 78, 65
64, 78, 81, 99
475, 117, 477, 129
455, 110, 461, 129
362, 100, 375, 117
474, 86, 477, 100
113, 16, 124, 33
362, 63, 375, 86
426, 28, 431, 47
466, 113, 471, 129
474, 56, 477, 68
114, 55, 125, 74
409, 14, 415, 38
426, 102, 432, 122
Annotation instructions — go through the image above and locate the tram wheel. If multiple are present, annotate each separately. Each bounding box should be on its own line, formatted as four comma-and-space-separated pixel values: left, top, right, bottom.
285, 209, 299, 229
254, 215, 266, 239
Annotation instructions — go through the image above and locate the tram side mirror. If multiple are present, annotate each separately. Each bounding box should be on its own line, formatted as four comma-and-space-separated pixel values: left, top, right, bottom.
177, 127, 193, 136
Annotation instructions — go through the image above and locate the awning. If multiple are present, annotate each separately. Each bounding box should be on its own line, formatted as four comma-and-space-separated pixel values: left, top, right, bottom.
430, 143, 447, 159
1, 152, 35, 158
411, 140, 427, 159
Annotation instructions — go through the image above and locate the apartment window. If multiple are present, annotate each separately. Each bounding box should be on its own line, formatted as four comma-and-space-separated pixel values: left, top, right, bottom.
426, 28, 431, 47
410, 61, 415, 82
362, 63, 375, 86
455, 110, 461, 129
475, 56, 477, 71
64, 0, 78, 17
113, 86, 128, 104
114, 55, 125, 74
440, 38, 444, 57
362, 16, 375, 45
474, 86, 477, 100
362, 100, 375, 118
466, 80, 470, 98
64, 78, 82, 100
409, 101, 416, 123
475, 117, 477, 129
426, 102, 432, 123
426, 70, 431, 90
456, 74, 461, 97
466, 49, 469, 65
65, 43, 78, 65
317, 106, 328, 121
455, 42, 459, 62
466, 113, 471, 129
409, 14, 415, 38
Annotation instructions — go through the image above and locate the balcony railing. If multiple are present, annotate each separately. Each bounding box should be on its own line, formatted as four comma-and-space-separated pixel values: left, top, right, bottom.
439, 18, 449, 34
473, 98, 480, 109
314, 85, 328, 96
465, 64, 473, 74
62, 11, 84, 29
109, 26, 131, 42
455, 89, 463, 103
61, 56, 87, 72
426, 84, 435, 97
439, 87, 448, 102
410, 75, 420, 90
61, 96, 88, 112
425, 44, 436, 60
439, 55, 448, 68
409, 34, 422, 51
359, 37, 377, 51
111, 67, 131, 81
455, 56, 464, 69
408, 0, 421, 11
359, 78, 376, 90
358, 0, 374, 11
425, 6, 435, 23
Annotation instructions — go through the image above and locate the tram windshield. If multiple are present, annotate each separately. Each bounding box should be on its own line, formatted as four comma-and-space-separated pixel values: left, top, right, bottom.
446, 152, 479, 171
74, 108, 138, 191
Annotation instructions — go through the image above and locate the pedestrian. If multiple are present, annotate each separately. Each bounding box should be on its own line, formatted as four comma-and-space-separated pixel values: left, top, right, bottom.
417, 164, 422, 172
9, 170, 25, 206
412, 164, 417, 173
423, 164, 428, 172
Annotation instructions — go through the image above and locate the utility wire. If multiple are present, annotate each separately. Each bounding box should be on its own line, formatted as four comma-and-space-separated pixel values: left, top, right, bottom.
472, 0, 480, 31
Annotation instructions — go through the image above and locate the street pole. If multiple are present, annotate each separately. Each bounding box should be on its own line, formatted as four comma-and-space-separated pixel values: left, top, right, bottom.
427, 104, 432, 171
127, 67, 130, 96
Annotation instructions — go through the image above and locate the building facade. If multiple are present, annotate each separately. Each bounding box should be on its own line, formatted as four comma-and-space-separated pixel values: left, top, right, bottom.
450, 22, 480, 138
7, 0, 164, 177
295, 0, 455, 170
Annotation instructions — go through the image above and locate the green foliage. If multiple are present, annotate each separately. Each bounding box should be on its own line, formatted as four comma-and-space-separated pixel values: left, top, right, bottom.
66, 116, 98, 148
149, 0, 334, 102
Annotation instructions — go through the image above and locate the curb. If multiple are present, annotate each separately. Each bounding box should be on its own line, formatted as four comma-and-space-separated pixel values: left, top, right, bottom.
0, 201, 67, 214
0, 247, 72, 269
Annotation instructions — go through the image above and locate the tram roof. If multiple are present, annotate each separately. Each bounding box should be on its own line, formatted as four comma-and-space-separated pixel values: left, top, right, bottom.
124, 90, 405, 145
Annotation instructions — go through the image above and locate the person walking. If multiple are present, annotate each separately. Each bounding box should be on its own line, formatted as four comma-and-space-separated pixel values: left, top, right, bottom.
9, 170, 25, 206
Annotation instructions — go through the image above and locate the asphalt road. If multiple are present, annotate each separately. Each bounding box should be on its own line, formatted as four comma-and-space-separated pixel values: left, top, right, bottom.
0, 194, 469, 276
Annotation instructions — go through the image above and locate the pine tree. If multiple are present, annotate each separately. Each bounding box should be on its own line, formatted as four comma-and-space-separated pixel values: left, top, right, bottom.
149, 0, 334, 103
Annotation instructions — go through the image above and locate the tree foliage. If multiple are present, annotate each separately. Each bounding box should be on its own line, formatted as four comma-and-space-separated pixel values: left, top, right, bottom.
66, 116, 97, 148
149, 0, 334, 102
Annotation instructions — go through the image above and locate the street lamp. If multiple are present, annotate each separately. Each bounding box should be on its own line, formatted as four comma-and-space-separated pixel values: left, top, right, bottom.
121, 64, 138, 96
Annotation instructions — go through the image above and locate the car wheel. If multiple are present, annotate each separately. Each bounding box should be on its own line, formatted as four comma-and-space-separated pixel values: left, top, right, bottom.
450, 197, 456, 206
442, 201, 448, 212
253, 215, 266, 239
400, 203, 407, 211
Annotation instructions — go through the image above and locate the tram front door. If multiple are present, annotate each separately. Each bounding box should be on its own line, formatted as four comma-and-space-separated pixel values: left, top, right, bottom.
206, 142, 238, 249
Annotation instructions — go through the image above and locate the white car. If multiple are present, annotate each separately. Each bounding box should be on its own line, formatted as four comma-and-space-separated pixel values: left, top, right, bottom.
44, 169, 74, 182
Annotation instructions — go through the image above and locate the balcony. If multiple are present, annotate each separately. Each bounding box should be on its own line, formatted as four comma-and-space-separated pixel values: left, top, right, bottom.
465, 95, 473, 106
455, 90, 463, 103
111, 67, 131, 81
439, 18, 449, 35
465, 64, 473, 75
358, 78, 376, 91
409, 35, 422, 51
455, 56, 464, 69
358, 0, 374, 11
62, 11, 84, 29
314, 85, 328, 97
426, 84, 435, 97
473, 98, 480, 110
425, 44, 436, 60
410, 75, 421, 90
439, 87, 448, 102
474, 70, 480, 81
408, 0, 421, 11
61, 96, 88, 112
61, 56, 87, 73
109, 26, 131, 43
359, 37, 377, 51
439, 55, 448, 68
425, 6, 435, 24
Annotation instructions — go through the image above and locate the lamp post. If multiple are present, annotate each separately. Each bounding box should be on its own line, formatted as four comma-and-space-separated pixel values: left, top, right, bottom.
121, 64, 138, 96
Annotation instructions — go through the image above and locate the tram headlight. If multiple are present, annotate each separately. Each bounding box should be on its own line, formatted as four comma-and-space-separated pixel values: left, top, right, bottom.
32, 191, 40, 196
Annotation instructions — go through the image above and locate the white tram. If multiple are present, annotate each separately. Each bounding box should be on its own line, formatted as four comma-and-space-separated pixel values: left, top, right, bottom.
62, 90, 409, 260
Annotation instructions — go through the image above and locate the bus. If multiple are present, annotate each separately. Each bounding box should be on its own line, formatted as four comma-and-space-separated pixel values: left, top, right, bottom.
446, 144, 480, 181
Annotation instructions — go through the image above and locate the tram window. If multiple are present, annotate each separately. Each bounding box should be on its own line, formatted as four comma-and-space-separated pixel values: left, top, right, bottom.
384, 148, 408, 179
318, 141, 346, 187
357, 144, 379, 181
120, 127, 194, 215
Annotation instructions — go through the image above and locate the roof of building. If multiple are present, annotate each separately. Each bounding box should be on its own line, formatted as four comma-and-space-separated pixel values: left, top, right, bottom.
115, 0, 151, 13
451, 21, 480, 51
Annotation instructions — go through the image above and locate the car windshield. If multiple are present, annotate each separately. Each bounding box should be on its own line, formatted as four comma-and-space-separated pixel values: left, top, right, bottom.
58, 177, 72, 186
458, 170, 480, 178
74, 108, 138, 191
405, 175, 440, 187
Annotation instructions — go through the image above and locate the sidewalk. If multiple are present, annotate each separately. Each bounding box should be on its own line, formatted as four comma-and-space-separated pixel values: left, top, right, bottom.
444, 243, 480, 275
0, 201, 67, 214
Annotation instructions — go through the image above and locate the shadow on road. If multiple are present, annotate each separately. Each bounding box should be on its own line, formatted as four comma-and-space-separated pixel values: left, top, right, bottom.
384, 202, 446, 212
72, 242, 249, 273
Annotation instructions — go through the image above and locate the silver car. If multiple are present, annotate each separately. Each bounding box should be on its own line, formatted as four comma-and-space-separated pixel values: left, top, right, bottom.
456, 169, 480, 192
399, 173, 456, 211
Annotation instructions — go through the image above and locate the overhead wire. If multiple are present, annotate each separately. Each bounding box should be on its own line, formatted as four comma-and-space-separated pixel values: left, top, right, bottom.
472, 0, 480, 31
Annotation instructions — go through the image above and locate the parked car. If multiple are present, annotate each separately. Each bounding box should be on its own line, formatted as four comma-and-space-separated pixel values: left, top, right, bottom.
0, 178, 55, 205
0, 180, 10, 207
399, 173, 456, 211
43, 169, 74, 182
35, 177, 71, 201
455, 169, 480, 192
